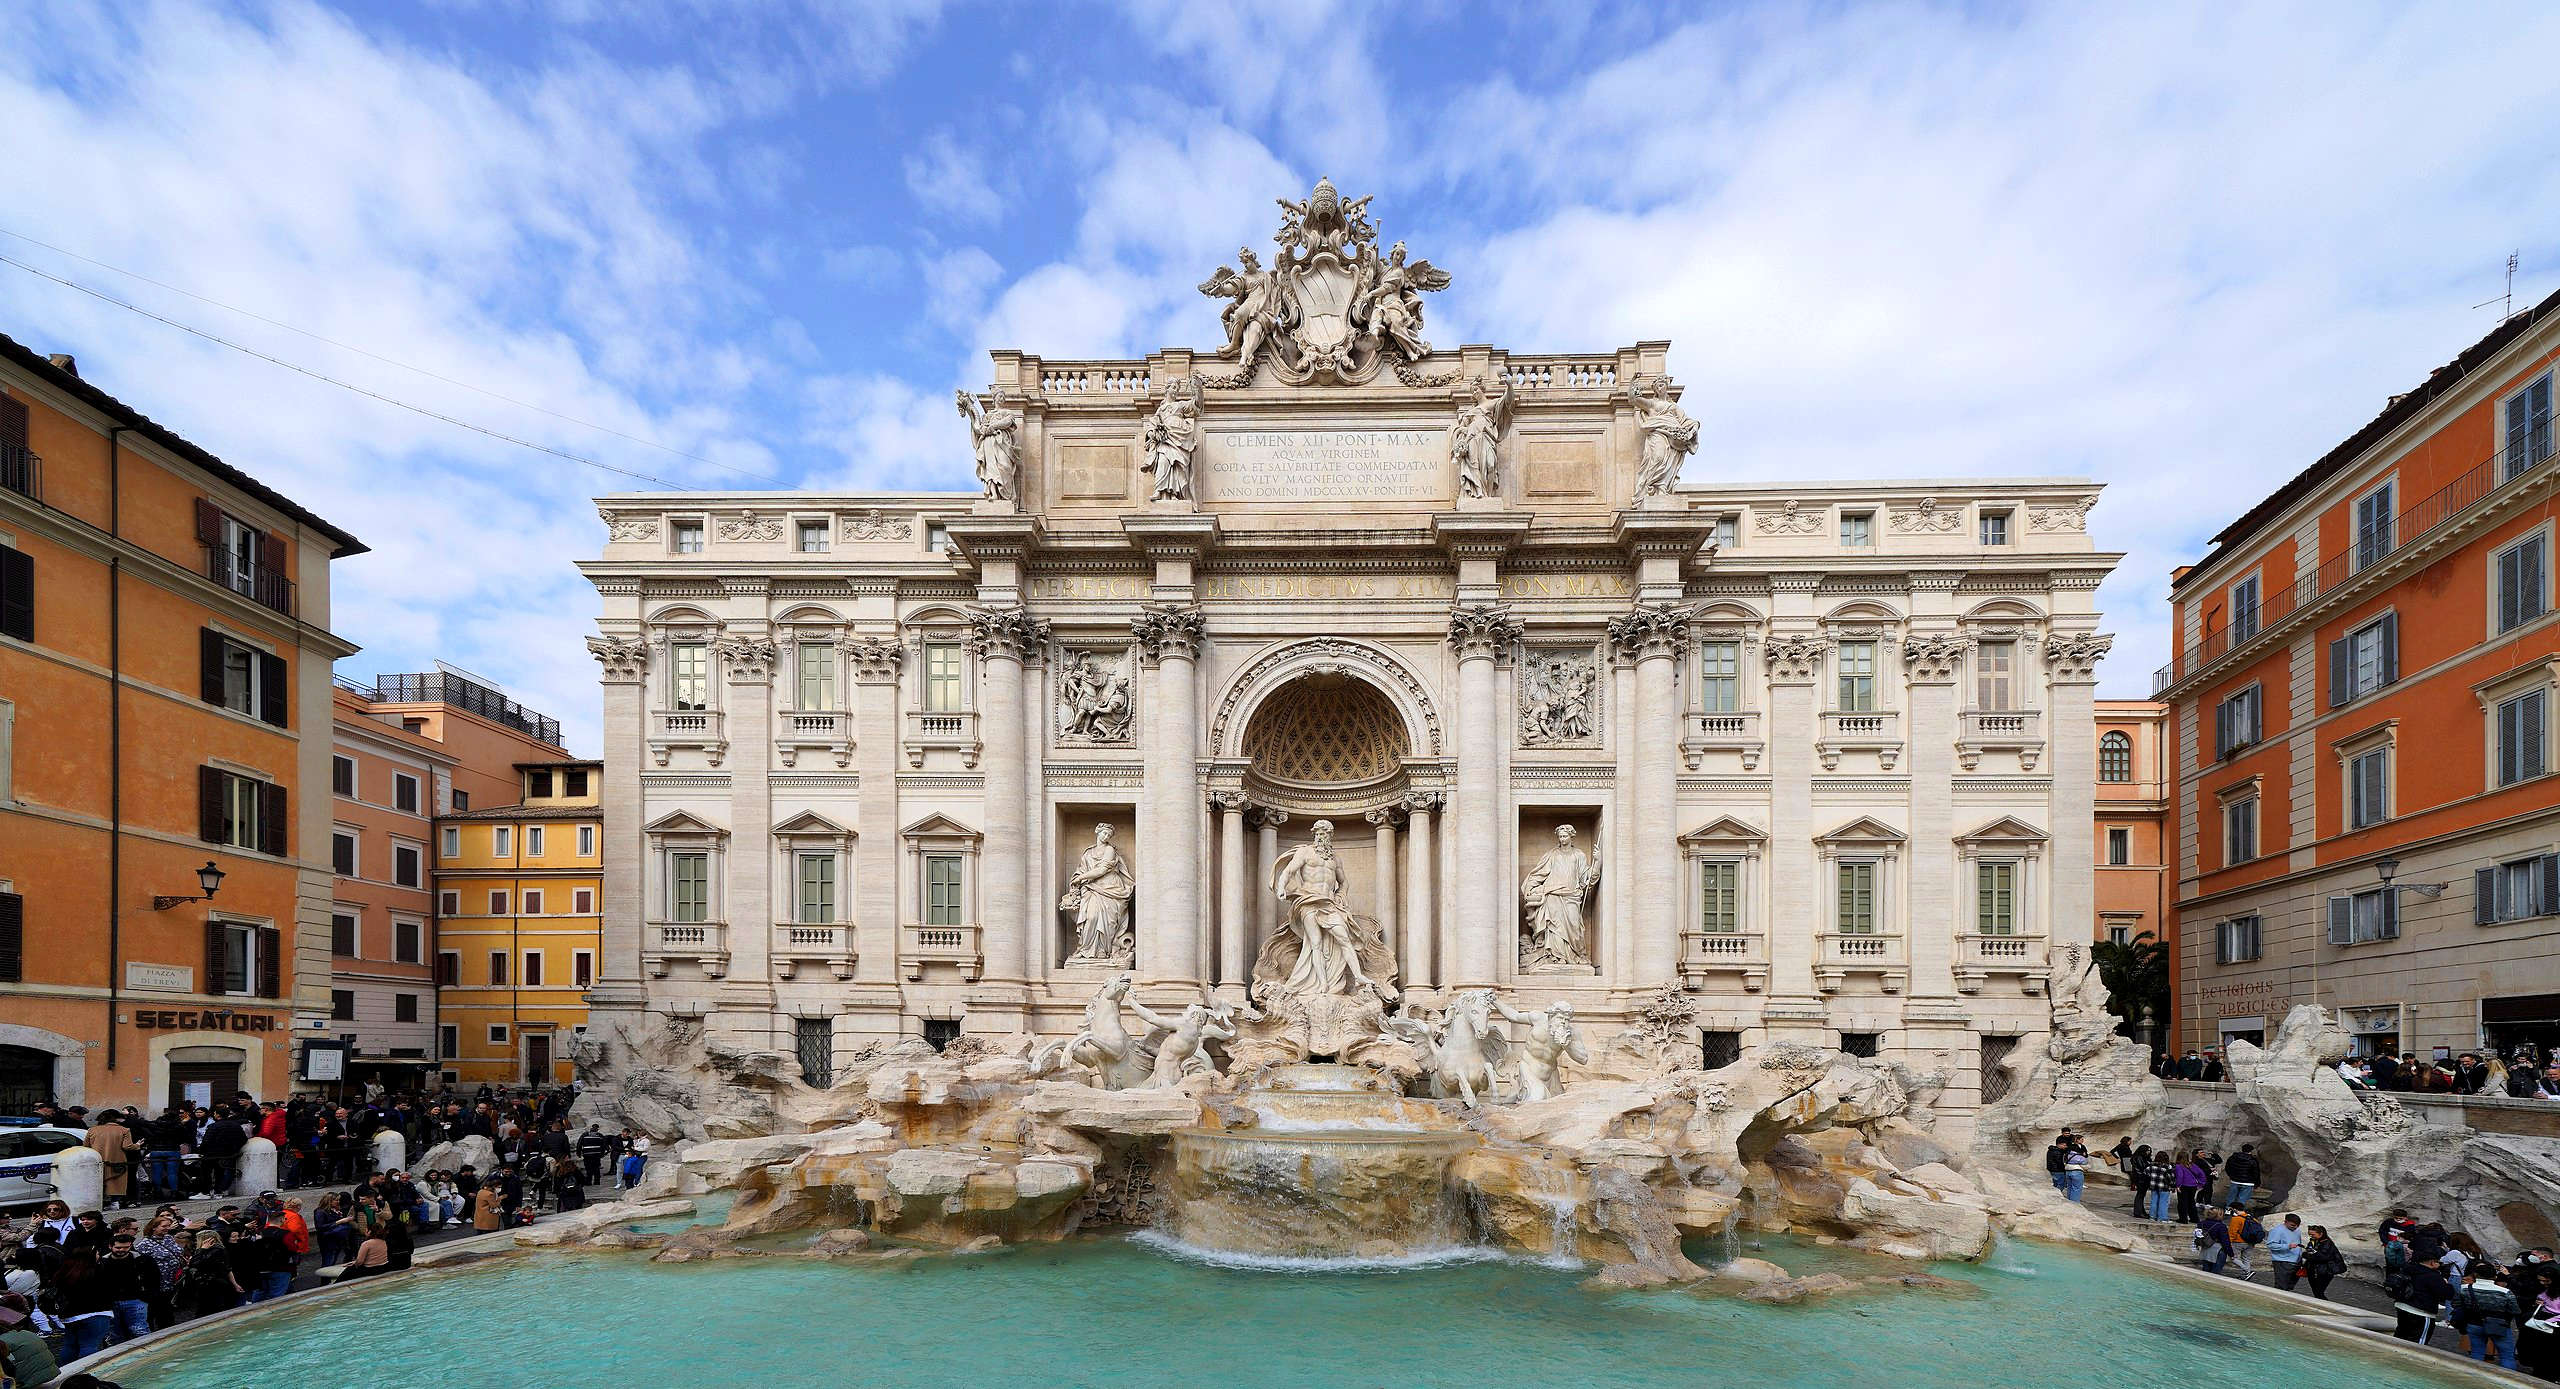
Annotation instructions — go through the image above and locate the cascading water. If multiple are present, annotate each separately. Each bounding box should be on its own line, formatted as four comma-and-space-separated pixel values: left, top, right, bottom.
1162, 1064, 1479, 1260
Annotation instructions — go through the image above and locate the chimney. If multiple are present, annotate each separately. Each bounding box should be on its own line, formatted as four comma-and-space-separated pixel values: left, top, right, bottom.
46, 354, 77, 378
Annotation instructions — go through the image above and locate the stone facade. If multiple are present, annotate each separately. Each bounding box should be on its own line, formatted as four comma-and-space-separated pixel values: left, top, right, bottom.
577, 184, 2120, 1127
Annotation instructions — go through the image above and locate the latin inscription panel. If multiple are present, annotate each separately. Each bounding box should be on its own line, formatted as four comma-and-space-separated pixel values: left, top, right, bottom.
1199, 428, 1449, 503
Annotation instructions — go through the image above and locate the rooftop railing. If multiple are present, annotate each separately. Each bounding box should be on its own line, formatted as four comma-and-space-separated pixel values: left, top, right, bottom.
358, 670, 565, 746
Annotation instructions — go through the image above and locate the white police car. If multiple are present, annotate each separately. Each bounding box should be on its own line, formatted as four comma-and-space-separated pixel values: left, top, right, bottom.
0, 1119, 84, 1211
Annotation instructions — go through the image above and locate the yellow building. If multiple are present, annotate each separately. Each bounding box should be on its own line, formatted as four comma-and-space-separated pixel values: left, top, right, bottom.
432, 760, 603, 1086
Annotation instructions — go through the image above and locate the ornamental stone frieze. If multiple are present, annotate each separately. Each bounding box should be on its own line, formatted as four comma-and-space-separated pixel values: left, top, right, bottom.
837, 636, 905, 684
1131, 604, 1208, 663
2042, 631, 2114, 684
587, 635, 649, 683
1900, 632, 1973, 684
1888, 499, 1962, 534
2028, 498, 2093, 532
601, 512, 659, 543
716, 637, 780, 683
716, 513, 785, 543
967, 605, 1051, 661
1754, 501, 1825, 535
1605, 604, 1693, 662
1446, 604, 1523, 661
1763, 633, 1827, 684
841, 509, 914, 541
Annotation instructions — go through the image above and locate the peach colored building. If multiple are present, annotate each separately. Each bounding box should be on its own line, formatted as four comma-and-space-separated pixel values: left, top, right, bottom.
0, 334, 362, 1111
2094, 699, 2174, 1038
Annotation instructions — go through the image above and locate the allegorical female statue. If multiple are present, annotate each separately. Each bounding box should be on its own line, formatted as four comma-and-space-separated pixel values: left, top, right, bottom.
1519, 824, 1600, 970
955, 389, 1022, 502
1140, 376, 1202, 501
1449, 376, 1510, 500
1060, 823, 1135, 966
1629, 376, 1699, 501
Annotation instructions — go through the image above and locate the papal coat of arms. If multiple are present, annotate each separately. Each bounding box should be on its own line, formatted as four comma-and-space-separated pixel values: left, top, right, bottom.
1198, 177, 1449, 386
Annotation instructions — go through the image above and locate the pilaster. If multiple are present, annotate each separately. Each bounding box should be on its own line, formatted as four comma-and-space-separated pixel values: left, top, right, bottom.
1133, 603, 1207, 989
844, 635, 904, 988
965, 604, 1047, 1024
586, 634, 650, 1014
716, 632, 780, 996
1761, 621, 1827, 1031
1610, 604, 1693, 986
1447, 604, 1522, 988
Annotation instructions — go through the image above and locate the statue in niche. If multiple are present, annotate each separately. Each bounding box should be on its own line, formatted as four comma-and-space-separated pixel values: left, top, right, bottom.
1519, 825, 1600, 971
1518, 651, 1596, 745
1142, 1001, 1238, 1089
1057, 648, 1135, 743
1629, 376, 1700, 502
1139, 376, 1202, 502
1256, 819, 1395, 1003
1493, 998, 1590, 1103
1030, 972, 1177, 1091
1198, 247, 1281, 367
1059, 824, 1136, 966
1449, 375, 1511, 499
955, 390, 1021, 502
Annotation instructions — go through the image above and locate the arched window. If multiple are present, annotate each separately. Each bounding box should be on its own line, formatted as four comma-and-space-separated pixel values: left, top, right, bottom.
2098, 731, 2133, 783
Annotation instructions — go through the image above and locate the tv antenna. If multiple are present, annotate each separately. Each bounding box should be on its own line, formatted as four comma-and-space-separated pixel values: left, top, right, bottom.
2475, 251, 2521, 321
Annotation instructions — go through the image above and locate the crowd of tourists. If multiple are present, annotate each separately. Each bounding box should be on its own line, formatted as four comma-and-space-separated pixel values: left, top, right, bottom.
2149, 1045, 2560, 1097
0, 1085, 654, 1384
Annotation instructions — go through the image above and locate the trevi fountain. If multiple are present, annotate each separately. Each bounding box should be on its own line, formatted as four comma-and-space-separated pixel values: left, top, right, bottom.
94, 182, 2555, 1386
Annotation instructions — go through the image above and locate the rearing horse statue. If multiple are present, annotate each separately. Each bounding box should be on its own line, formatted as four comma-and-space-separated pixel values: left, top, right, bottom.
1379, 989, 1509, 1106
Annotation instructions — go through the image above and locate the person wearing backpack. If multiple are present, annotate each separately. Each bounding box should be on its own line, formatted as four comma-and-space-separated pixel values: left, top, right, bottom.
2456, 1262, 2523, 1370
2228, 1209, 2265, 1279
2301, 1225, 2348, 1301
2221, 1144, 2262, 1211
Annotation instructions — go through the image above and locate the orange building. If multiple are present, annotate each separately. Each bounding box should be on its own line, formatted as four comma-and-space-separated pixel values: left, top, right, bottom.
0, 335, 362, 1112
2158, 287, 2560, 1061
2094, 699, 2173, 1040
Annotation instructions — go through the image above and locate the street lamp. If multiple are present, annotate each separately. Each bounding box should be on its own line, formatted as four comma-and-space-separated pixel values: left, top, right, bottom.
2376, 855, 2447, 899
152, 861, 228, 911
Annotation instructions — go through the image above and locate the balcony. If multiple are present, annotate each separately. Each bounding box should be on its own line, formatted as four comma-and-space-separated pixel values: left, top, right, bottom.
644, 921, 729, 979
775, 710, 853, 769
0, 444, 39, 502
1682, 710, 1764, 771
1816, 709, 1902, 771
1955, 933, 2049, 995
774, 922, 857, 980
903, 708, 981, 769
1815, 932, 1906, 993
649, 708, 728, 767
1678, 930, 1768, 992
1956, 708, 2045, 771
901, 922, 983, 982
203, 543, 296, 618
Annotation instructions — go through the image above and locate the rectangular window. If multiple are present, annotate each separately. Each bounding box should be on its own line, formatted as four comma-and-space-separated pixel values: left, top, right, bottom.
1709, 515, 1737, 551
2106, 827, 2131, 866
671, 519, 703, 554
1699, 640, 1740, 713
332, 755, 357, 797
925, 854, 964, 925
527, 769, 553, 798
523, 889, 544, 915
492, 826, 512, 858
798, 853, 837, 924
488, 951, 508, 986
564, 769, 588, 797
438, 1025, 458, 1060
671, 642, 710, 711
211, 921, 265, 996
221, 641, 256, 715
438, 890, 459, 916
1840, 512, 1872, 547
451, 789, 468, 812
2497, 688, 2548, 787
394, 993, 419, 1023
393, 773, 419, 814
392, 843, 421, 887
2347, 747, 2389, 829
798, 641, 837, 710
2477, 854, 2560, 925
332, 830, 357, 877
924, 642, 964, 712
2230, 576, 2261, 643
1975, 640, 2016, 711
1975, 861, 2016, 935
436, 951, 459, 986
573, 887, 595, 914
526, 826, 545, 858
796, 1016, 834, 1087
0, 541, 31, 643
488, 1024, 509, 1045
672, 851, 710, 923
2216, 915, 2263, 964
331, 912, 358, 956
577, 824, 596, 857
393, 919, 420, 964
2354, 482, 2395, 571
573, 949, 594, 988
1836, 861, 1877, 935
2224, 796, 2257, 864
523, 951, 543, 987
1838, 1031, 1881, 1059
2327, 887, 2399, 945
797, 520, 830, 554
1698, 860, 1739, 934
926, 521, 952, 554
1836, 641, 1877, 712
2330, 616, 2397, 705
2507, 373, 2553, 480
2497, 534, 2548, 634
487, 889, 509, 915
440, 826, 459, 860
1979, 510, 2010, 545
2214, 685, 2263, 758
331, 989, 355, 1021
201, 768, 283, 855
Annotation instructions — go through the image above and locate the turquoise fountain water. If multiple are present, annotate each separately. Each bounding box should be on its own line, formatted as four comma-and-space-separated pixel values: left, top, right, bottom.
111, 1235, 2482, 1389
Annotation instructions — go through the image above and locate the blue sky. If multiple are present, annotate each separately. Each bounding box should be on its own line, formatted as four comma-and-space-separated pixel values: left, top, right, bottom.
5, 1, 2558, 753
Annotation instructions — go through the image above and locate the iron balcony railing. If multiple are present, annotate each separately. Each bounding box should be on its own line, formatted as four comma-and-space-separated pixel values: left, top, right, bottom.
204, 541, 297, 618
0, 445, 39, 502
363, 670, 565, 745
2156, 439, 2558, 694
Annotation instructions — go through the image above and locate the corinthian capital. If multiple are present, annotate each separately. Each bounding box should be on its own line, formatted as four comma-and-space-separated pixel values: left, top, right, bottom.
1446, 604, 1523, 662
1605, 603, 1695, 662
1900, 631, 1972, 685
586, 635, 649, 684
966, 605, 1051, 662
838, 635, 905, 684
2043, 631, 2114, 685
1131, 603, 1208, 663
716, 637, 780, 683
1763, 632, 1826, 684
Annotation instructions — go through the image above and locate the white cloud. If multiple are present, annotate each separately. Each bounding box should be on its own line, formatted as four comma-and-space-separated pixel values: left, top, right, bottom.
903, 130, 1004, 225
822, 242, 904, 285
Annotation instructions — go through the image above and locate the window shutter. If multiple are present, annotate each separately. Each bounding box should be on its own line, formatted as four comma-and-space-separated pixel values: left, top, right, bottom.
2326, 896, 2351, 945
199, 766, 226, 844
2478, 867, 2502, 925
2377, 613, 2399, 686
2530, 691, 2550, 780
256, 925, 281, 998
200, 629, 226, 703
2214, 702, 2232, 759
258, 651, 288, 727
2379, 890, 2400, 940
2529, 540, 2549, 624
258, 530, 287, 574
204, 919, 225, 991
0, 544, 31, 643
0, 391, 25, 453
2542, 855, 2560, 917
194, 498, 223, 547
0, 892, 21, 982
260, 782, 288, 858
2328, 638, 2349, 707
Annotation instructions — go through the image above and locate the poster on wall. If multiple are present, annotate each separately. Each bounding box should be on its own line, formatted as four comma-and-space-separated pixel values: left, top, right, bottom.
302, 1043, 346, 1082
183, 1083, 212, 1107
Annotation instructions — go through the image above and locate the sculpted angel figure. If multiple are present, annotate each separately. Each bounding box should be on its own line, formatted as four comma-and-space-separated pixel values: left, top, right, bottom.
1263, 820, 1391, 1001
1492, 998, 1589, 1103
1449, 376, 1509, 500
1364, 241, 1448, 362
955, 390, 1021, 502
1630, 376, 1700, 501
1139, 376, 1202, 501
1060, 824, 1136, 965
1198, 247, 1281, 364
1519, 825, 1600, 970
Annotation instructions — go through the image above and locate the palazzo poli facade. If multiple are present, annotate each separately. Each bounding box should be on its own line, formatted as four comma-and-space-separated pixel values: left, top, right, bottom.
579, 183, 2120, 1118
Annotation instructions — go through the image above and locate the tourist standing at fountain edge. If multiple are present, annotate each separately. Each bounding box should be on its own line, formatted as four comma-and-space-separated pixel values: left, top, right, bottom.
2263, 1213, 2305, 1287
2042, 1131, 2088, 1202
2298, 1227, 2348, 1301
2396, 1251, 2456, 1345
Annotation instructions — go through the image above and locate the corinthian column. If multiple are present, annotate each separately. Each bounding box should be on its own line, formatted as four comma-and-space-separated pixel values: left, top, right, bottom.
1609, 605, 1692, 984
1366, 806, 1399, 970
1401, 791, 1438, 988
1133, 604, 1207, 989
968, 606, 1048, 996
1213, 792, 1249, 988
1448, 605, 1522, 989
